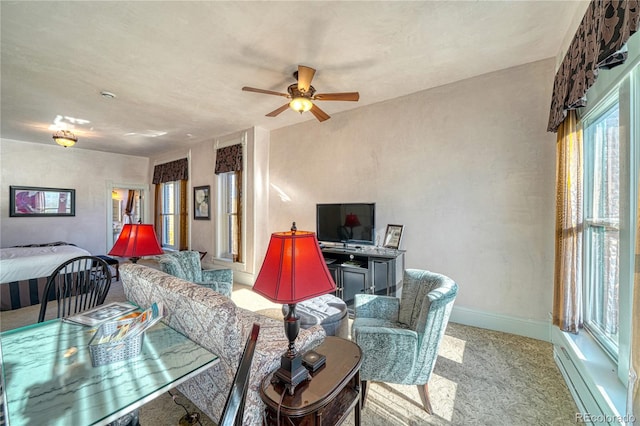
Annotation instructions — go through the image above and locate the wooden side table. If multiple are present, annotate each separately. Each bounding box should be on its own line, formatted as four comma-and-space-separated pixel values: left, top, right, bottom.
260, 336, 362, 425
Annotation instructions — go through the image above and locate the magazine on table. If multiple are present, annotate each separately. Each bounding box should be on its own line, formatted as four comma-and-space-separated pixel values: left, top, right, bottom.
94, 302, 164, 345
64, 302, 138, 327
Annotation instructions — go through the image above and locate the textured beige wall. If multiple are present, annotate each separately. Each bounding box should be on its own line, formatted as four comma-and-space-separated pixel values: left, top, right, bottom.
0, 139, 149, 254
268, 58, 557, 322
188, 140, 215, 255
1, 58, 559, 323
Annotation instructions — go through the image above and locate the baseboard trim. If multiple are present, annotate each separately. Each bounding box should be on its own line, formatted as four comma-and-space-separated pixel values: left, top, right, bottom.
233, 270, 255, 286
450, 306, 551, 342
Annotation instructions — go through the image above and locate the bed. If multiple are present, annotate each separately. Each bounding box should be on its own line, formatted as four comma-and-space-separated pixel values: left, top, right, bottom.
0, 242, 91, 311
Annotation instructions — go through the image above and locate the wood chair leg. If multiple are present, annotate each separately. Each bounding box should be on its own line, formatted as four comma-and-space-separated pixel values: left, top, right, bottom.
417, 383, 433, 414
361, 380, 368, 409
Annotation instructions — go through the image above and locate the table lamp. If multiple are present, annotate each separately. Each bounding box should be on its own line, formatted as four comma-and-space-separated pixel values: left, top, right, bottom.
109, 224, 164, 263
253, 222, 337, 393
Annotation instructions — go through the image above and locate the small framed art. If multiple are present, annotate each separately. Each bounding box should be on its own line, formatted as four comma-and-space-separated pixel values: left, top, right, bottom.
193, 185, 210, 220
383, 224, 404, 249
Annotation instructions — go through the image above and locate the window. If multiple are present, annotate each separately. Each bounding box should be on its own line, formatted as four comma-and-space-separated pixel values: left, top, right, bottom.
580, 61, 638, 374
583, 98, 620, 358
160, 181, 180, 249
217, 171, 241, 261
214, 139, 244, 263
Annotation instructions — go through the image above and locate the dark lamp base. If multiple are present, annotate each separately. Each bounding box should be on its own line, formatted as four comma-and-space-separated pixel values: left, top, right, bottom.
273, 303, 311, 394
274, 353, 310, 394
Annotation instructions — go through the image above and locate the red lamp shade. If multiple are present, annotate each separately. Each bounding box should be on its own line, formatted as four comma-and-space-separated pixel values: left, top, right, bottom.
109, 224, 163, 262
344, 213, 361, 228
253, 230, 336, 304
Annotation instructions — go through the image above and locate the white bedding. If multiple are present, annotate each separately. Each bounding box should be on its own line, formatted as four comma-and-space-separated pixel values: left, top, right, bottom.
0, 245, 91, 282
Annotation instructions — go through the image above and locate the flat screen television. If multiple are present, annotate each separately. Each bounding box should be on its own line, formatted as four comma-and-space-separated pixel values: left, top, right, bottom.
316, 203, 375, 245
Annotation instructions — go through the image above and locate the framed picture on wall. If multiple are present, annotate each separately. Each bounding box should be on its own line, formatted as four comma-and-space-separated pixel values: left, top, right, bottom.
383, 224, 404, 249
9, 186, 75, 217
193, 185, 210, 220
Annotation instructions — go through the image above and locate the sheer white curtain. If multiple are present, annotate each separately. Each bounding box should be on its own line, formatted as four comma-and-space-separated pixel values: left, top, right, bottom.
585, 109, 620, 337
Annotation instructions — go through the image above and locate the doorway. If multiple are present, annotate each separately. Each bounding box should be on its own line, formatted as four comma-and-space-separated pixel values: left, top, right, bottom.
106, 184, 149, 252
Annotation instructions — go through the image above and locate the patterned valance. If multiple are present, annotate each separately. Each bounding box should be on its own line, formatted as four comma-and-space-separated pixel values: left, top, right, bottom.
215, 144, 243, 174
152, 158, 188, 184
547, 0, 639, 133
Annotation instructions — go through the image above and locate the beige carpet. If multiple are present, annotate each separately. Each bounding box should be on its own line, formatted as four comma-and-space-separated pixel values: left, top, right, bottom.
1, 280, 578, 425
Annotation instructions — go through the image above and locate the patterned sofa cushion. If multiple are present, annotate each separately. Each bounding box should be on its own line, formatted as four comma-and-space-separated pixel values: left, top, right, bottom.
119, 263, 325, 426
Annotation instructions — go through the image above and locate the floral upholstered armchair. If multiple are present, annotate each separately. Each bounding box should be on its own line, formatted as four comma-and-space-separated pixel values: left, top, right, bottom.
158, 250, 233, 298
351, 269, 458, 414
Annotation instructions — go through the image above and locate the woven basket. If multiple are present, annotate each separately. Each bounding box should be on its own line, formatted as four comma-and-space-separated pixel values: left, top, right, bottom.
88, 319, 144, 367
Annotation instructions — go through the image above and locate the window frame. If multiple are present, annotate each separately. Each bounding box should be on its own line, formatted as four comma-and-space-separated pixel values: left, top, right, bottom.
214, 133, 246, 265
579, 62, 638, 384
581, 93, 621, 360
216, 171, 240, 261
160, 180, 180, 250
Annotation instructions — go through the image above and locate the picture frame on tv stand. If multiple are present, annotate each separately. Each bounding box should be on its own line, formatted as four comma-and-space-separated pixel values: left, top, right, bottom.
383, 224, 404, 249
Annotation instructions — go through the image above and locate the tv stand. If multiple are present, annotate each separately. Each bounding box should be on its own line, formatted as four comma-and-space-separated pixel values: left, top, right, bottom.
320, 246, 405, 310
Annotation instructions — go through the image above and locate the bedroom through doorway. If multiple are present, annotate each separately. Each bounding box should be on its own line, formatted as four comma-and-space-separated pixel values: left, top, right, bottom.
106, 184, 149, 253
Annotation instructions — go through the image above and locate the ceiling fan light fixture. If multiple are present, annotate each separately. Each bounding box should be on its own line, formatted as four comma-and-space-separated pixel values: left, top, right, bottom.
243, 65, 359, 122
289, 97, 313, 113
52, 130, 78, 148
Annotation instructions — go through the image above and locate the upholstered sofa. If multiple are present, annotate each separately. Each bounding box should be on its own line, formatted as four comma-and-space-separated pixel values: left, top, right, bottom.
119, 263, 325, 426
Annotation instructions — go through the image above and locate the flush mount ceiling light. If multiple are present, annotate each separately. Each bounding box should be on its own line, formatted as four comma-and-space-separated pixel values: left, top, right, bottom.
52, 130, 78, 148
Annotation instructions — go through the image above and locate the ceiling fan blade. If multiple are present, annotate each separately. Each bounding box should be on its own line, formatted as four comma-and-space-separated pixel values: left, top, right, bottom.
313, 92, 360, 102
297, 65, 316, 93
242, 87, 289, 97
310, 104, 330, 122
266, 103, 291, 117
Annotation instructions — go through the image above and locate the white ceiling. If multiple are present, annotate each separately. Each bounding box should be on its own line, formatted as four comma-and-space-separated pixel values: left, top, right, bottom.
1, 1, 587, 157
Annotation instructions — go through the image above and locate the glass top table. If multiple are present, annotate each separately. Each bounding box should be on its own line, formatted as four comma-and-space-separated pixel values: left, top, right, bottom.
1, 318, 219, 425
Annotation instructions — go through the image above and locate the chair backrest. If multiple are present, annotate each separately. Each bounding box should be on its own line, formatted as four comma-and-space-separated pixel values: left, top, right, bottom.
157, 251, 203, 282
399, 269, 458, 383
399, 269, 457, 328
218, 323, 260, 426
38, 256, 112, 323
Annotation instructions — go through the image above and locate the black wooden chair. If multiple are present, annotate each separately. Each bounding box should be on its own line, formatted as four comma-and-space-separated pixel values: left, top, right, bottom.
218, 323, 260, 426
37, 255, 112, 323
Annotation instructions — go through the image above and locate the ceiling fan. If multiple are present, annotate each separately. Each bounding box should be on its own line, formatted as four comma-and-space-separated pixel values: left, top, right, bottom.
242, 65, 359, 122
